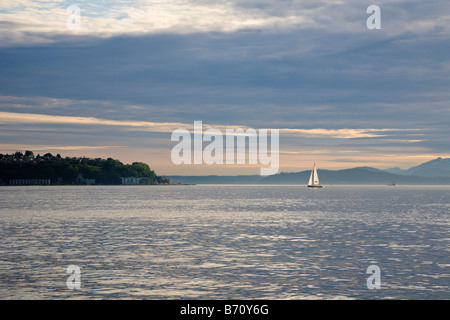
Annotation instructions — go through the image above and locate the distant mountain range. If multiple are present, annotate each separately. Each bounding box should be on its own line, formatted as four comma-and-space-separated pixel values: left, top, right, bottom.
168, 157, 450, 185
385, 157, 450, 177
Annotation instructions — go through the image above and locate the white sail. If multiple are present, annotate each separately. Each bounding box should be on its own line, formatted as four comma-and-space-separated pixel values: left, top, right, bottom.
307, 163, 323, 188
313, 165, 319, 185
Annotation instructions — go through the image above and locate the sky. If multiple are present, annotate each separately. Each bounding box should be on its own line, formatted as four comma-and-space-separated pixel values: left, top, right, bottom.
0, 0, 449, 175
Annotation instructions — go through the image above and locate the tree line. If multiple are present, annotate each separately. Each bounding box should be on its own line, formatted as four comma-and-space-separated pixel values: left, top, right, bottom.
0, 151, 159, 185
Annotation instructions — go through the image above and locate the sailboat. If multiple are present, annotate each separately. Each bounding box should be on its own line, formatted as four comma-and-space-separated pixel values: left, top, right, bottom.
307, 163, 323, 188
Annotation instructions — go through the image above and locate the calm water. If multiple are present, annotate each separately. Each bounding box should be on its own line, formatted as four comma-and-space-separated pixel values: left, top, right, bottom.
0, 185, 449, 300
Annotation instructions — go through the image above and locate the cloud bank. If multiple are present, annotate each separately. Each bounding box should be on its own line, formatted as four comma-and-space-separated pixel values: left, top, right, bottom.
1, 0, 449, 173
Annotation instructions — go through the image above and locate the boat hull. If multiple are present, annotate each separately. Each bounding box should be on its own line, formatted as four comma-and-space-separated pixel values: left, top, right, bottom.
307, 185, 324, 188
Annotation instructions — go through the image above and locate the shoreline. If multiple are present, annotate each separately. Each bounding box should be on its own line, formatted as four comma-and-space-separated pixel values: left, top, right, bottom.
1, 184, 449, 187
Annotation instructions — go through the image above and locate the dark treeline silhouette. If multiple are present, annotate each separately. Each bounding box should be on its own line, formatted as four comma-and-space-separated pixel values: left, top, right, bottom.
0, 151, 160, 185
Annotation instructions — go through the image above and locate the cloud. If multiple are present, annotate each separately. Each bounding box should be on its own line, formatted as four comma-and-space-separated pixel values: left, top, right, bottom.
0, 111, 422, 141
0, 143, 124, 151
278, 128, 400, 139
0, 111, 185, 132
0, 0, 314, 47
2, 0, 450, 47
1, 1, 450, 173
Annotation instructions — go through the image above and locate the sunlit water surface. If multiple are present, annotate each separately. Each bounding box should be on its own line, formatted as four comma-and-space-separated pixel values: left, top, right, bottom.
0, 185, 449, 299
